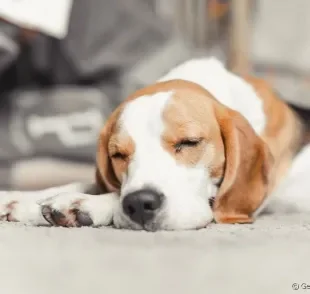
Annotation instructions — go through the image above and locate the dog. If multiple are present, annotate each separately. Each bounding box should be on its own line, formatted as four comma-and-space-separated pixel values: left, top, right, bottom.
0, 57, 308, 231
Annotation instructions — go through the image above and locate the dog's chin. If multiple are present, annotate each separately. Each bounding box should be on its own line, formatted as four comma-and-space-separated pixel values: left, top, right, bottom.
112, 213, 213, 232
112, 214, 140, 231
112, 213, 161, 231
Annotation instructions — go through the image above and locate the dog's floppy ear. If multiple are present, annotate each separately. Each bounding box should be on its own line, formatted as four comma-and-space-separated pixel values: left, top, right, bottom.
213, 106, 273, 224
95, 114, 121, 193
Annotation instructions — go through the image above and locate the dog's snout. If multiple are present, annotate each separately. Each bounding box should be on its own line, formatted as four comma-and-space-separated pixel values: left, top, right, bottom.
122, 189, 163, 225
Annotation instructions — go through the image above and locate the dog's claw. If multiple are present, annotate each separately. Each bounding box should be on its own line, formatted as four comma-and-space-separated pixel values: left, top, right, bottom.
41, 204, 93, 227
75, 210, 93, 226
41, 205, 58, 226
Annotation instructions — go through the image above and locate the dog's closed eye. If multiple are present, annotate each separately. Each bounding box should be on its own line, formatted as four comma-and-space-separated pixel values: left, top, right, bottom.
111, 152, 128, 160
174, 138, 202, 153
208, 196, 215, 209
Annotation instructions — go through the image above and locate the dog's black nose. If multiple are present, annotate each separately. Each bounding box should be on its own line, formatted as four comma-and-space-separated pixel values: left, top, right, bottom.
122, 189, 163, 225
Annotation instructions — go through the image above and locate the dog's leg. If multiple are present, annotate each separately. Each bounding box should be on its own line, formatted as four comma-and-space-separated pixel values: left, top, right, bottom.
0, 182, 94, 225
39, 192, 118, 227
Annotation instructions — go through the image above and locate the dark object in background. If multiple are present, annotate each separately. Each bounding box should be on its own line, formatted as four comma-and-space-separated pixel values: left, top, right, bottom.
0, 0, 174, 189
0, 22, 20, 74
0, 88, 107, 163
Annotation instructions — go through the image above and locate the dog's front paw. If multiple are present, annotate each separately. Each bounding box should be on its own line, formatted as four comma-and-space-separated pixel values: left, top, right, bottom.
39, 192, 118, 228
40, 195, 93, 227
0, 192, 46, 224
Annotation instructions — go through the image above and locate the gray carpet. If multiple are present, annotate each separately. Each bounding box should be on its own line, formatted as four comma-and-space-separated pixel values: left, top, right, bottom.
0, 213, 309, 294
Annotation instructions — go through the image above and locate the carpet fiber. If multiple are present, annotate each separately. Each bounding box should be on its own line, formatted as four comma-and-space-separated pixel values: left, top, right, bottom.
0, 214, 309, 294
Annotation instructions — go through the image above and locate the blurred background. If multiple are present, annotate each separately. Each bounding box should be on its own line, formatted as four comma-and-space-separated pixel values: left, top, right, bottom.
0, 0, 308, 190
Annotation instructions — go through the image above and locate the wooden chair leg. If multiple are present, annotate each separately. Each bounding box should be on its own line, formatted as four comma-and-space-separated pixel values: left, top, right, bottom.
229, 0, 250, 75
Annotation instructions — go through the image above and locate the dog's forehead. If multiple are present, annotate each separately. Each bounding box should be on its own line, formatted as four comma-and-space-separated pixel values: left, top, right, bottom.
110, 80, 217, 144
118, 91, 173, 139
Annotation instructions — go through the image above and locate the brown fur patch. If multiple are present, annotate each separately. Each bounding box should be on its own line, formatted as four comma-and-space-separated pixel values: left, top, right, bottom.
243, 76, 303, 193
212, 106, 273, 223
161, 86, 225, 182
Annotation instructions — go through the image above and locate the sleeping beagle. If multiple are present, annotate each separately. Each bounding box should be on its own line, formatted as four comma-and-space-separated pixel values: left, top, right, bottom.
0, 57, 308, 231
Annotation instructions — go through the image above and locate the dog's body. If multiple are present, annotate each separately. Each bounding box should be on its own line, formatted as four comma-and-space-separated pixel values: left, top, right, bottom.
0, 58, 309, 231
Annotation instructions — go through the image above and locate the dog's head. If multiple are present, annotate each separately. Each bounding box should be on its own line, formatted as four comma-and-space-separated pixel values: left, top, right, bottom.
96, 80, 273, 231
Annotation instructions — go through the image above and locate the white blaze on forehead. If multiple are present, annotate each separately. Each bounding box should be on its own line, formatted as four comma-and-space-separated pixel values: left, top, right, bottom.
113, 93, 171, 231
119, 91, 173, 193
120, 91, 172, 143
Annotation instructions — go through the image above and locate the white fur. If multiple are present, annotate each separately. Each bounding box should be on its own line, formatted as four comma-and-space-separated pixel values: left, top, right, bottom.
259, 145, 310, 214
0, 192, 46, 224
159, 58, 266, 134
113, 92, 215, 231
